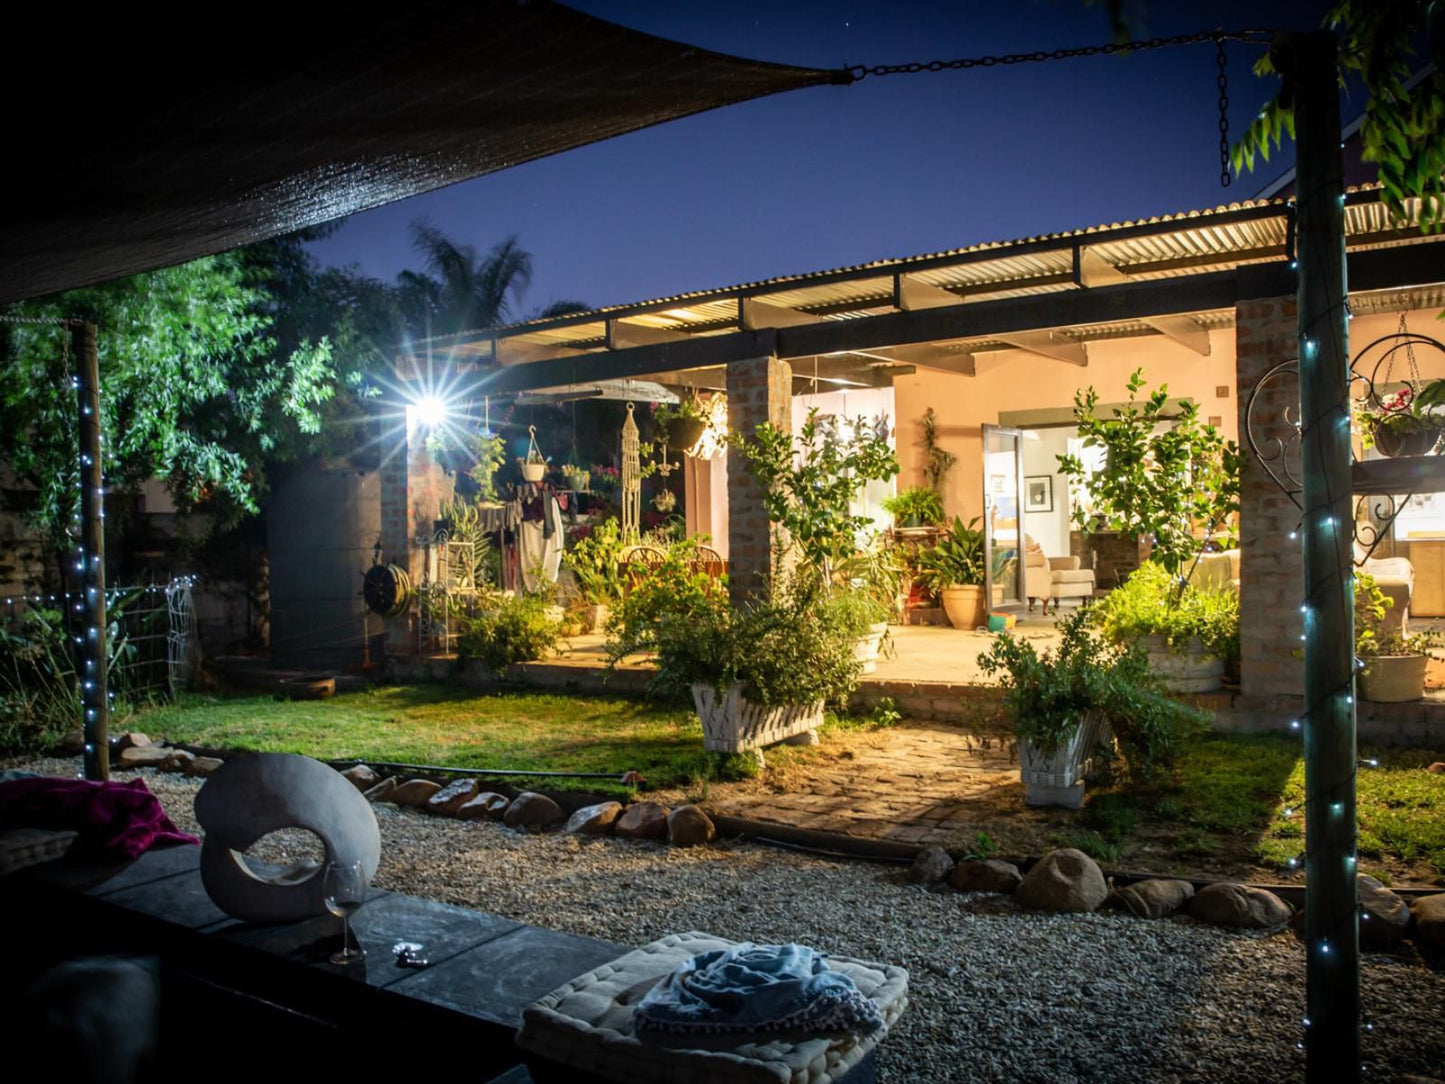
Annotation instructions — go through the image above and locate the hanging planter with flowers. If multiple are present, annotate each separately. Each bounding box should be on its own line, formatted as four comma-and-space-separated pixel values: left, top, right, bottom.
519, 425, 548, 482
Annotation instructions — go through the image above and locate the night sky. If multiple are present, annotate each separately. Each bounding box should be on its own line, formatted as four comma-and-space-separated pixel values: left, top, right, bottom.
307, 1, 1334, 316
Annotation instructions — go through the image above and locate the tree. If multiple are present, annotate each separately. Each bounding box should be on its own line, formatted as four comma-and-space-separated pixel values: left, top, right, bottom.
0, 250, 336, 553
399, 221, 536, 338
1234, 1, 1445, 230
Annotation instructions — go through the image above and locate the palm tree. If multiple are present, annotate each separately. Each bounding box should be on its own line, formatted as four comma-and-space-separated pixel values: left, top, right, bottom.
400, 220, 536, 337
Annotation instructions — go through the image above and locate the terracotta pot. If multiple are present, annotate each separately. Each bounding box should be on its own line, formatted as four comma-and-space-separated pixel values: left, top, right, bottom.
940, 585, 986, 630
1358, 653, 1428, 703
1372, 419, 1441, 458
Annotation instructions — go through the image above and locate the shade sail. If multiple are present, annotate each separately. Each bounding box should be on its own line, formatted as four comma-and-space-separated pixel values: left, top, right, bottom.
0, 2, 840, 305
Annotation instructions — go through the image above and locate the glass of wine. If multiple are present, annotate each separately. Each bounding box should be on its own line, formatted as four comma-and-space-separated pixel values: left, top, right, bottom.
323, 859, 368, 966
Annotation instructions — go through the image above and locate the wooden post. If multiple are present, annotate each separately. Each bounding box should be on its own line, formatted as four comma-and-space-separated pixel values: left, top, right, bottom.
73, 320, 109, 781
1291, 30, 1359, 1081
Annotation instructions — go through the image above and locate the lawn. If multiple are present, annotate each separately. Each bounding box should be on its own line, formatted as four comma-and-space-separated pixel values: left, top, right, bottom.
134, 685, 745, 797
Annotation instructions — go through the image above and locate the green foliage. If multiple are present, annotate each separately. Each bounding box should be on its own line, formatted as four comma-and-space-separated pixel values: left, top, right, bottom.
651, 397, 707, 426
882, 486, 946, 527
1, 253, 337, 546
1354, 570, 1434, 657
1057, 368, 1240, 576
823, 588, 888, 640
826, 697, 904, 733
467, 431, 508, 502
563, 518, 627, 605
1092, 562, 1240, 665
636, 571, 862, 709
606, 536, 726, 655
732, 408, 899, 575
436, 498, 495, 590
455, 594, 563, 671
916, 516, 986, 591
919, 407, 957, 493
831, 543, 908, 621
977, 611, 1207, 783
1234, 3, 1445, 232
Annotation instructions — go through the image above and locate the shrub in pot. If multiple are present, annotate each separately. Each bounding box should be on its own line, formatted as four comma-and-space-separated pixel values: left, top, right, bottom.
562, 518, 626, 631
827, 588, 890, 674
653, 398, 709, 454
978, 611, 1206, 807
1091, 562, 1239, 692
1356, 572, 1433, 702
883, 486, 945, 529
917, 517, 986, 630
456, 593, 563, 671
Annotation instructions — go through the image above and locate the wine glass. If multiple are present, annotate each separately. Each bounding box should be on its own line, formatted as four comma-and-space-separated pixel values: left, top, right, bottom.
323, 859, 368, 966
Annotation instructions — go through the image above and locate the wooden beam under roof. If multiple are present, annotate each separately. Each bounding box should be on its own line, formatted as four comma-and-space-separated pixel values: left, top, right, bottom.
993, 330, 1088, 366
1076, 246, 1212, 355
849, 343, 976, 376
607, 318, 687, 350
739, 297, 816, 329
894, 273, 962, 311
493, 338, 587, 366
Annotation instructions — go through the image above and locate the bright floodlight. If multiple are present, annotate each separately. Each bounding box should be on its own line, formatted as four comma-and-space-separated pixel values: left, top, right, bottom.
415, 395, 448, 429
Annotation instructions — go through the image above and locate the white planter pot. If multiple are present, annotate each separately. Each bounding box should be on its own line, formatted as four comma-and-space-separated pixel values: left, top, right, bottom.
583, 603, 610, 634
521, 461, 547, 483
851, 622, 889, 674
1143, 635, 1223, 693
1019, 710, 1111, 809
1358, 653, 1428, 703
690, 683, 824, 753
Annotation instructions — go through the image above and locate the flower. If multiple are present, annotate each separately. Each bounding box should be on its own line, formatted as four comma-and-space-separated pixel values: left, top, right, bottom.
1382, 387, 1414, 412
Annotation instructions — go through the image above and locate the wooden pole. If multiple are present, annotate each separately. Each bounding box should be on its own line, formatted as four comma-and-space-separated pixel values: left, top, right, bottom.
1291, 30, 1359, 1081
73, 319, 109, 781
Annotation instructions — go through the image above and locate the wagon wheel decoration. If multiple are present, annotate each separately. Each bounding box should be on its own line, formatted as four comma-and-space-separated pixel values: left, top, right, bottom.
362, 563, 411, 617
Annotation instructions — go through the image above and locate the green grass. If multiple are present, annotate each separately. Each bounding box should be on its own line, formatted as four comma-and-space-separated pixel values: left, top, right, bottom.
134, 685, 746, 797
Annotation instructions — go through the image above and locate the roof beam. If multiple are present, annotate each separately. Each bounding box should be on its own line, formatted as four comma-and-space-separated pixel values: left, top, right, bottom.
1077, 246, 1211, 355
494, 338, 587, 366
894, 273, 962, 311
607, 318, 686, 350
994, 331, 1088, 366
740, 297, 817, 329
847, 344, 975, 376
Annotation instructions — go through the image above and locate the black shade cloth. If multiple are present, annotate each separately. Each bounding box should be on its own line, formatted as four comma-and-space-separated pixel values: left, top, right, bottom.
1, 1, 840, 305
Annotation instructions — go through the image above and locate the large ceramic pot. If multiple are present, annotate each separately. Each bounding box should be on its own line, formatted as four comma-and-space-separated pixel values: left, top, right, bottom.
1143, 635, 1224, 693
852, 622, 889, 675
940, 585, 986, 630
1371, 419, 1441, 458
669, 417, 707, 452
1019, 710, 1111, 810
1358, 653, 1428, 703
691, 683, 824, 753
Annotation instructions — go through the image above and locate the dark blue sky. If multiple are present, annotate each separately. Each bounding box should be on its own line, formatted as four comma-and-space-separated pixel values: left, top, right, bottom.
307, 1, 1332, 316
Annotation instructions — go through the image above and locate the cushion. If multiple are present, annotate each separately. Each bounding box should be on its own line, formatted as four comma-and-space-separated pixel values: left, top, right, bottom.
1052, 570, 1095, 586
516, 931, 908, 1084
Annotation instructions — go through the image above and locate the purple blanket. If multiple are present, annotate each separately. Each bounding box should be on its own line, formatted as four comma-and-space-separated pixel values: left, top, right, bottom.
0, 776, 198, 861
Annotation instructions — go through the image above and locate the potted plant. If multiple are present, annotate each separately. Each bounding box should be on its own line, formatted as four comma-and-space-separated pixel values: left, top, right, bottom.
1356, 384, 1445, 458
917, 517, 986, 630
519, 424, 548, 482
1091, 562, 1239, 693
468, 430, 508, 503
561, 463, 590, 492
562, 519, 626, 632
1356, 571, 1433, 702
653, 398, 709, 453
978, 611, 1206, 807
826, 588, 890, 674
883, 486, 946, 529
832, 545, 907, 672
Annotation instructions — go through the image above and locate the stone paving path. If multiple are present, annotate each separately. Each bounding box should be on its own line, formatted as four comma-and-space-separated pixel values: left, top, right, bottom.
708, 723, 1022, 846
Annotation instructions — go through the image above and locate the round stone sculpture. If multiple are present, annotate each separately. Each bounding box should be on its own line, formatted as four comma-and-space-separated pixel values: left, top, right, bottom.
194, 753, 381, 923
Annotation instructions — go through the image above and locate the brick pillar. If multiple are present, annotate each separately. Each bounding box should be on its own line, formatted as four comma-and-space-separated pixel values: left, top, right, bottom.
727, 355, 791, 603
1236, 295, 1304, 700
379, 407, 453, 655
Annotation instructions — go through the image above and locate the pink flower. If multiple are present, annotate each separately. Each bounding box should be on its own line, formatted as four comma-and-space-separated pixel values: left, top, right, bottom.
1382, 387, 1414, 413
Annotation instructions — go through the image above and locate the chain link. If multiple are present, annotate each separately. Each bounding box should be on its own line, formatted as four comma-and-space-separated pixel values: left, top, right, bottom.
1216, 35, 1232, 188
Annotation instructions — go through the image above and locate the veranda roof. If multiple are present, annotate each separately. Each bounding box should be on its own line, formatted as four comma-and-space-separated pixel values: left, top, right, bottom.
0, 2, 839, 306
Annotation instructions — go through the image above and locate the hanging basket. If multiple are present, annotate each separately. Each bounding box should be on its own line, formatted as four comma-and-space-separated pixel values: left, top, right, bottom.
669, 417, 707, 452
1370, 418, 1441, 458
521, 424, 547, 481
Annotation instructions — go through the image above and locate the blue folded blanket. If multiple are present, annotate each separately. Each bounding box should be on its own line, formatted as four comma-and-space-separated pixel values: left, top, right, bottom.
633, 942, 884, 1036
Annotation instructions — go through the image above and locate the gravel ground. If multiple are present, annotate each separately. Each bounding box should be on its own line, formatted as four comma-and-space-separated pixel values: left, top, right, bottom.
15, 758, 1445, 1084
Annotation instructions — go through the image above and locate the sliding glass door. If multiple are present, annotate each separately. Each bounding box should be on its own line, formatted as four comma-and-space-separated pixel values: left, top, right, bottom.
982, 424, 1027, 611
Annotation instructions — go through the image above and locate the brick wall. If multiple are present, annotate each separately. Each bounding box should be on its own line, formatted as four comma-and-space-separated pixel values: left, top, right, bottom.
1236, 295, 1304, 700
726, 355, 791, 603
379, 409, 453, 655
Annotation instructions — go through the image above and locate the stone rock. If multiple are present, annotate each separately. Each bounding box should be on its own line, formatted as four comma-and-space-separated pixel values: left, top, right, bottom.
114, 731, 151, 752
118, 744, 170, 768
504, 791, 562, 830
1188, 882, 1292, 929
194, 752, 380, 925
908, 845, 955, 884
1410, 893, 1445, 950
949, 859, 1023, 895
342, 764, 378, 791
1015, 848, 1108, 913
184, 756, 224, 778
362, 776, 397, 802
457, 792, 510, 821
614, 801, 670, 841
391, 779, 442, 807
57, 730, 85, 755
1356, 874, 1411, 947
668, 805, 716, 847
1115, 878, 1195, 919
158, 749, 195, 773
565, 801, 623, 836
1427, 762, 1445, 774
427, 778, 481, 816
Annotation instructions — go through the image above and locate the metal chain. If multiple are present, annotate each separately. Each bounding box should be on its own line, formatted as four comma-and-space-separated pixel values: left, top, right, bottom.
844, 29, 1265, 82
1216, 36, 1232, 188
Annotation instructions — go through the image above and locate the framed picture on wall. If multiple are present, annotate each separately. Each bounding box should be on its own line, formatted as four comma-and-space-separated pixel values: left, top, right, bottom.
1025, 475, 1054, 513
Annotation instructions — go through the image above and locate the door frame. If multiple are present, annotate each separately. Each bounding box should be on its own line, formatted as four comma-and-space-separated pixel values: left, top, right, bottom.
981, 423, 1028, 612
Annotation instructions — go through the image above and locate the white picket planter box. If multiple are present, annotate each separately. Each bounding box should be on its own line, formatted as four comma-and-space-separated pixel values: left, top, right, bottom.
1019, 710, 1112, 810
691, 683, 824, 753
1143, 635, 1223, 693
852, 622, 889, 675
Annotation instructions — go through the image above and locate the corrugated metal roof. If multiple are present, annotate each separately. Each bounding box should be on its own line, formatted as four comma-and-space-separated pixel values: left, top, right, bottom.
436, 186, 1431, 359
